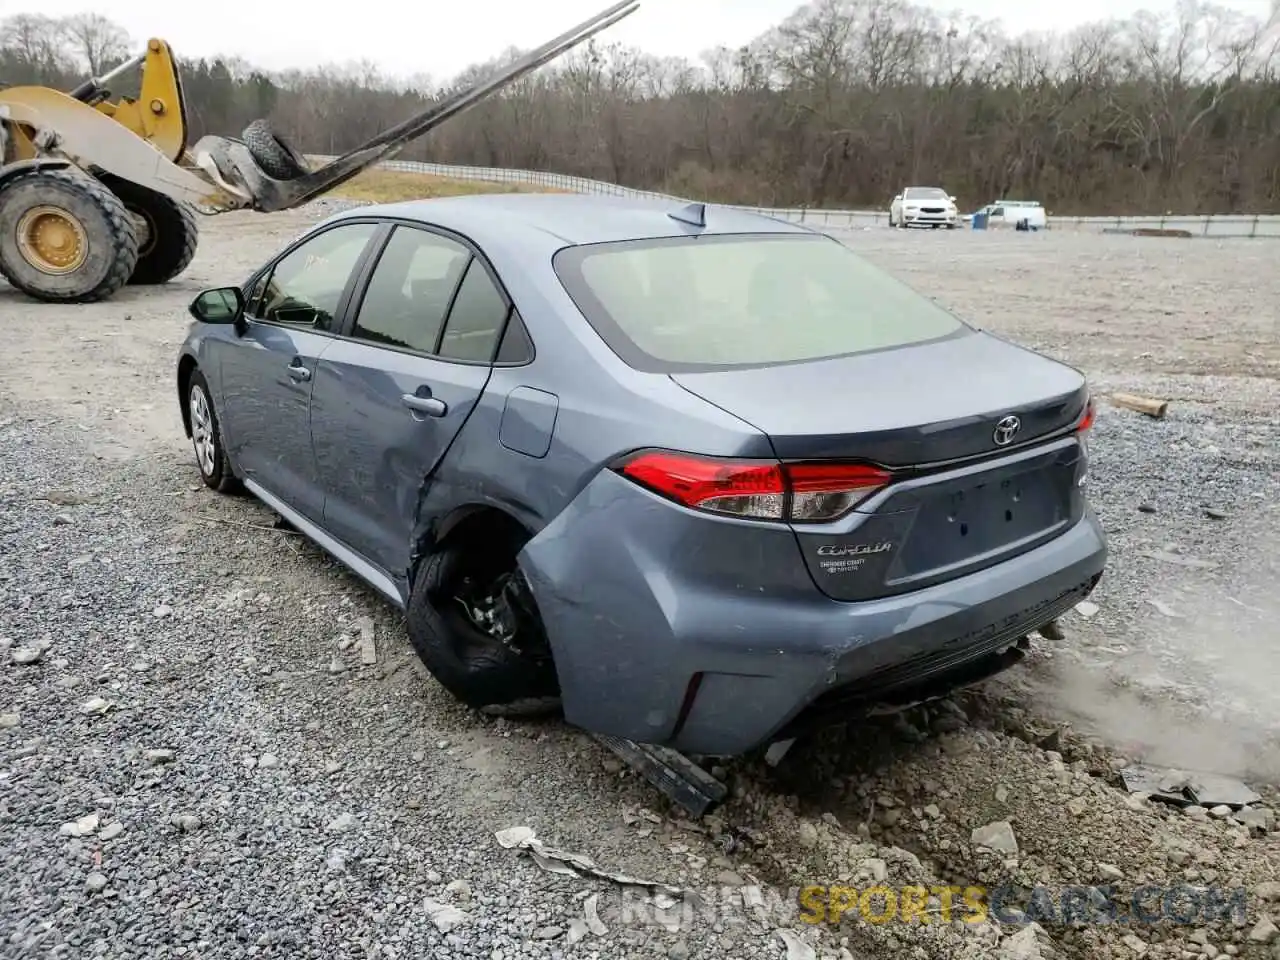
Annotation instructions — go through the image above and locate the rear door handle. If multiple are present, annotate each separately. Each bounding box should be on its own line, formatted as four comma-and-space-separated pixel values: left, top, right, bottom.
286, 360, 311, 382
402, 393, 447, 417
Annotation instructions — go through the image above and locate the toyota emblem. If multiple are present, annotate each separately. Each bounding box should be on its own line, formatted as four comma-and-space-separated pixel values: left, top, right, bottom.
993, 415, 1021, 446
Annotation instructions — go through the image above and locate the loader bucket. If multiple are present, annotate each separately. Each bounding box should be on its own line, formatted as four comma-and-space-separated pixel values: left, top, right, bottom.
197, 0, 640, 213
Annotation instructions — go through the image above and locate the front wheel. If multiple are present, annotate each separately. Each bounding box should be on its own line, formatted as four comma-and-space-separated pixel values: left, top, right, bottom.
186, 368, 240, 493
407, 528, 560, 717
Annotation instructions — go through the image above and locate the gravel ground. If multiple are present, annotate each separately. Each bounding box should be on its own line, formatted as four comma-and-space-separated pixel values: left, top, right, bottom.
2, 206, 1278, 960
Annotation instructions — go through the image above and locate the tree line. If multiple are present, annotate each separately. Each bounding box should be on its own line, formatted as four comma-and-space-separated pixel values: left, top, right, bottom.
2, 3, 1278, 214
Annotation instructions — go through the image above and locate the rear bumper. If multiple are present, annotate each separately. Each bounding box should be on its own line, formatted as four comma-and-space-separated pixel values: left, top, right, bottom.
520, 470, 1107, 757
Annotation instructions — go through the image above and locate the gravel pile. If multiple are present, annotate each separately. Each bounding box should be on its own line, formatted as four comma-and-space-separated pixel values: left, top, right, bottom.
0, 415, 799, 959
5, 392, 1277, 960
3, 219, 1278, 960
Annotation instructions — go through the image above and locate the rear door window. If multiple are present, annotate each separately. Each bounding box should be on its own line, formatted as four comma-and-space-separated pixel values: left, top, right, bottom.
350, 225, 471, 354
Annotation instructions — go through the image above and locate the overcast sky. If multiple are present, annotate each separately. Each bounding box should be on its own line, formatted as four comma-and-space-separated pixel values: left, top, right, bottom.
11, 0, 1276, 81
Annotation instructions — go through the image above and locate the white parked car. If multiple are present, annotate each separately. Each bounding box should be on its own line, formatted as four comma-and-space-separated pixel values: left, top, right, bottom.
975, 200, 1047, 230
889, 186, 958, 228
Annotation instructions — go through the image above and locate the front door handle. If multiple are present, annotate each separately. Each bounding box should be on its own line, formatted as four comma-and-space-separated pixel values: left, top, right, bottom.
402, 393, 447, 418
286, 361, 311, 382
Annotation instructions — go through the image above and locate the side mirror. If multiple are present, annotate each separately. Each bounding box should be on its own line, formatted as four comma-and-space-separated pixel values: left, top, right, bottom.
893, 194, 903, 202
189, 286, 244, 325
949, 195, 957, 202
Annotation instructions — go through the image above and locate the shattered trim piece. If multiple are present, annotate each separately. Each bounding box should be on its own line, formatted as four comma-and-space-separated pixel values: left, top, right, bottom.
1119, 763, 1261, 809
777, 929, 817, 960
495, 826, 689, 899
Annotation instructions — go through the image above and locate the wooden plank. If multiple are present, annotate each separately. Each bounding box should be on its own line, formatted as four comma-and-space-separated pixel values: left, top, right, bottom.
1111, 392, 1169, 419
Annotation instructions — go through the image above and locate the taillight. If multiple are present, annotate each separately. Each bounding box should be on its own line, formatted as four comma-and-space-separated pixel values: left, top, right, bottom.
613, 450, 892, 523
614, 451, 784, 520
1075, 397, 1094, 487
786, 462, 892, 521
1075, 397, 1095, 433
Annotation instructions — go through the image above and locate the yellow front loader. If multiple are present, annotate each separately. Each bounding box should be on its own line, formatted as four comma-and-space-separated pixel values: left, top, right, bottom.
0, 0, 638, 304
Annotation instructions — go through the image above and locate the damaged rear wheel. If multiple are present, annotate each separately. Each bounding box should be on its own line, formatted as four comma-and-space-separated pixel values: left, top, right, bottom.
407, 522, 560, 717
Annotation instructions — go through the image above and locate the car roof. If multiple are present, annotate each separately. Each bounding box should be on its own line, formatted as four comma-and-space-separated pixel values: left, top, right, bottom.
323, 192, 814, 253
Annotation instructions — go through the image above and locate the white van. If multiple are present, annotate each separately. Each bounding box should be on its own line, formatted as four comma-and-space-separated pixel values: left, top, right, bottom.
976, 200, 1047, 230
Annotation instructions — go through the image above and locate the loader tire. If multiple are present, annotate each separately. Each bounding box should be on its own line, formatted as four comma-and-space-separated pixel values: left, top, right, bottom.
0, 168, 138, 304
241, 119, 309, 181
99, 174, 200, 285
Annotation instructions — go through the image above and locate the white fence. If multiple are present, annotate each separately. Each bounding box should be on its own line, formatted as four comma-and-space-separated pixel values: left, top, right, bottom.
310, 155, 1280, 239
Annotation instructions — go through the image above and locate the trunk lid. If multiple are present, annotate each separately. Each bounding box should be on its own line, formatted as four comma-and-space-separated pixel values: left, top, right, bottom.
669, 330, 1087, 466
670, 331, 1091, 601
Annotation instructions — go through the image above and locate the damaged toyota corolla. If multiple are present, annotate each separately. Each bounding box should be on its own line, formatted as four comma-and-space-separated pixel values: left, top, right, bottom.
176, 192, 1107, 757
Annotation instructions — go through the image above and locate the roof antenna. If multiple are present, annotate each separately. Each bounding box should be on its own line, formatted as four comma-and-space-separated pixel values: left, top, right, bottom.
668, 201, 706, 228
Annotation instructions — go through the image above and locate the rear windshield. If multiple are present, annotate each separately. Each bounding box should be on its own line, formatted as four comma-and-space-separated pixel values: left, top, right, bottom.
552, 233, 967, 372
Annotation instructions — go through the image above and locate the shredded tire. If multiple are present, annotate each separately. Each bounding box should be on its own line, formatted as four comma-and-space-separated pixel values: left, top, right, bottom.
241, 119, 309, 181
98, 173, 200, 285
0, 168, 138, 303
407, 535, 560, 717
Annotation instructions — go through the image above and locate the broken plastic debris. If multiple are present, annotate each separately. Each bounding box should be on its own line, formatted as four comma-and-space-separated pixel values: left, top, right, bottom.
776, 929, 817, 960
1145, 598, 1183, 618
1139, 550, 1219, 570
494, 825, 688, 898
583, 893, 608, 936
356, 616, 377, 665
764, 738, 795, 767
422, 898, 470, 933
495, 826, 536, 848
1120, 763, 1260, 809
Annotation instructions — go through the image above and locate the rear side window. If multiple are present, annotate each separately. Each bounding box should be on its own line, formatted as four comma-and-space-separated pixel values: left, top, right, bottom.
495, 309, 534, 364
438, 259, 510, 362
553, 233, 966, 373
351, 226, 471, 354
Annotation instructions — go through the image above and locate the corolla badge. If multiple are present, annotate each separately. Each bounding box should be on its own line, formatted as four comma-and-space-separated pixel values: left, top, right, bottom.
993, 415, 1021, 446
816, 542, 894, 557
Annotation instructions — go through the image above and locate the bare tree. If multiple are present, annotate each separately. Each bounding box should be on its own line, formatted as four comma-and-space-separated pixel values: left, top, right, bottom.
62, 12, 129, 76
1, 3, 1277, 215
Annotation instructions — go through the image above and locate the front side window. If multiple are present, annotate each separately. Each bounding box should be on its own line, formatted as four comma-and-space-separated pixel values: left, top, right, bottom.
252, 222, 379, 331
351, 226, 471, 354
553, 233, 968, 373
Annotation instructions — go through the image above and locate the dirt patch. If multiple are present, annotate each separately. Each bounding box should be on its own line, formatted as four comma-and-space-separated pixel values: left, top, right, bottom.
329, 168, 560, 203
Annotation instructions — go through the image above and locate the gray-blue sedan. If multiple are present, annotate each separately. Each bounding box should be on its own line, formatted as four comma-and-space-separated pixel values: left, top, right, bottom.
175, 192, 1107, 757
